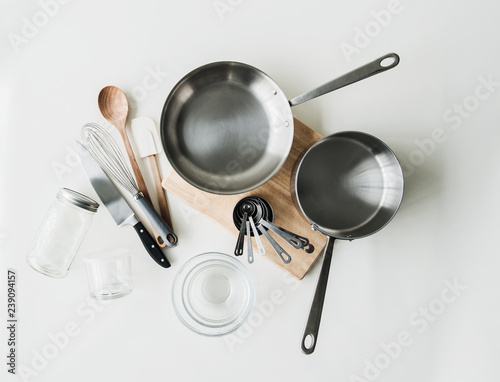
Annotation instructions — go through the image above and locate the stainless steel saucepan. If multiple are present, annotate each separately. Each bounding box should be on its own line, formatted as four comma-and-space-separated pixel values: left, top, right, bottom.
160, 54, 400, 195
293, 131, 404, 354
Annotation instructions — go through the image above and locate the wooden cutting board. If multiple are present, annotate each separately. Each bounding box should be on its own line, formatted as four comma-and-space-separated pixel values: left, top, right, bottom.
162, 118, 326, 279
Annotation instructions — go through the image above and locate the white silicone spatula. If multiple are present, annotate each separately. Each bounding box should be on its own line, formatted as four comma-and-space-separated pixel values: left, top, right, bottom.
131, 117, 173, 230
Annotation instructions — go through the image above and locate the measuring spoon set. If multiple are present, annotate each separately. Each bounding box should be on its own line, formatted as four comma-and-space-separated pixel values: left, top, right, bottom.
232, 196, 314, 264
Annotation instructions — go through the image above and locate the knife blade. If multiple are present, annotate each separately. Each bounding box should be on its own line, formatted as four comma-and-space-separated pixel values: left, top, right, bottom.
75, 140, 171, 268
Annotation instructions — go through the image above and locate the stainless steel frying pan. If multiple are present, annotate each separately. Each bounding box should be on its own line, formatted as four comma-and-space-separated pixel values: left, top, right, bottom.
293, 131, 404, 354
160, 54, 400, 194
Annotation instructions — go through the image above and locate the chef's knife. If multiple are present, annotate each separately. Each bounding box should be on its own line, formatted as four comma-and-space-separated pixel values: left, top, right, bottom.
75, 140, 171, 268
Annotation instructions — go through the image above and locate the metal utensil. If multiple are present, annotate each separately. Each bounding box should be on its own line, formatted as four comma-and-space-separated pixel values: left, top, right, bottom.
246, 221, 253, 264
259, 219, 305, 249
232, 196, 312, 264
249, 216, 265, 256
293, 131, 404, 354
161, 53, 400, 195
233, 196, 294, 264
257, 226, 291, 264
234, 211, 248, 257
131, 117, 173, 229
260, 219, 314, 253
81, 123, 178, 247
75, 141, 171, 268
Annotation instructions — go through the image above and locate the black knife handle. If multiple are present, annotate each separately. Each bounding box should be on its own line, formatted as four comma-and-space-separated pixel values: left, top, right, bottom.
133, 222, 171, 268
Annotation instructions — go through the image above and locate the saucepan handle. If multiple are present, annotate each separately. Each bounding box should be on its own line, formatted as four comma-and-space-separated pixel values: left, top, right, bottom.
289, 53, 400, 107
301, 236, 336, 354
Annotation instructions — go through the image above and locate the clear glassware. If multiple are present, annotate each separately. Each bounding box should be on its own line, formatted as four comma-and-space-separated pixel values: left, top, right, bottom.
172, 252, 255, 336
84, 249, 133, 300
26, 188, 99, 278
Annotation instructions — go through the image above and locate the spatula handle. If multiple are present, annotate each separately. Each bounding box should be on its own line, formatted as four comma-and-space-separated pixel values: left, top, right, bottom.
117, 126, 152, 204
148, 155, 173, 229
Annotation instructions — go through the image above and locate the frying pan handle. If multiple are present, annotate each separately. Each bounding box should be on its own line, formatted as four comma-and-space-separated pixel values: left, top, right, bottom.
288, 53, 400, 107
301, 236, 335, 354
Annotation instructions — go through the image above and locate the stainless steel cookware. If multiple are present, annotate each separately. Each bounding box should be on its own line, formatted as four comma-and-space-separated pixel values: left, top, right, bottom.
161, 54, 400, 194
293, 131, 404, 354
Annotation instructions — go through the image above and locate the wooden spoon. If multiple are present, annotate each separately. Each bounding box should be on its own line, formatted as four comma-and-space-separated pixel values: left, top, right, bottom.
98, 86, 152, 204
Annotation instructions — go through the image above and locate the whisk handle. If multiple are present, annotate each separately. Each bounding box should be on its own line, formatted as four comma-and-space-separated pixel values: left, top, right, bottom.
135, 193, 178, 247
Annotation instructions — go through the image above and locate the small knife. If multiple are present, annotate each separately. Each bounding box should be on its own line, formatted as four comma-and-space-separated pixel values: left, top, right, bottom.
75, 141, 171, 268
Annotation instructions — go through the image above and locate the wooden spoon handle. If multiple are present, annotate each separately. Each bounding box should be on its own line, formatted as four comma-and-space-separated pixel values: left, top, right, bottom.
118, 123, 152, 204
148, 155, 173, 230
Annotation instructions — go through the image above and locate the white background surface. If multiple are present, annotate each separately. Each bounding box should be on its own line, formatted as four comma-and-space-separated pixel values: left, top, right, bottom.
1, 0, 500, 381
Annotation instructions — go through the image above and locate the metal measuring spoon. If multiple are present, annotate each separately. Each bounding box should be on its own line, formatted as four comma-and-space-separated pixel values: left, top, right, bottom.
246, 221, 253, 263
249, 216, 266, 256
257, 225, 291, 264
259, 219, 314, 253
234, 203, 251, 256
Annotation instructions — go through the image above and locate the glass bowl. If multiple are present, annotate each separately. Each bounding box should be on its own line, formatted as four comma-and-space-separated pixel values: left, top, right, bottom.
172, 252, 255, 336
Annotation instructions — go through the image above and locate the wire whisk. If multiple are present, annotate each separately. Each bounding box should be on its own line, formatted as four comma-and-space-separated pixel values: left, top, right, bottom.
81, 123, 138, 196
81, 122, 178, 247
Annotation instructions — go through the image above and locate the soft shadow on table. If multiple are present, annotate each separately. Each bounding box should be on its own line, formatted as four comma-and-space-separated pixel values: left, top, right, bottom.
390, 142, 444, 216
365, 139, 444, 381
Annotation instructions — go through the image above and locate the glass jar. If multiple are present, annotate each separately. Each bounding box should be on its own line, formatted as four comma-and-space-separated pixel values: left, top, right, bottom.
27, 188, 99, 278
